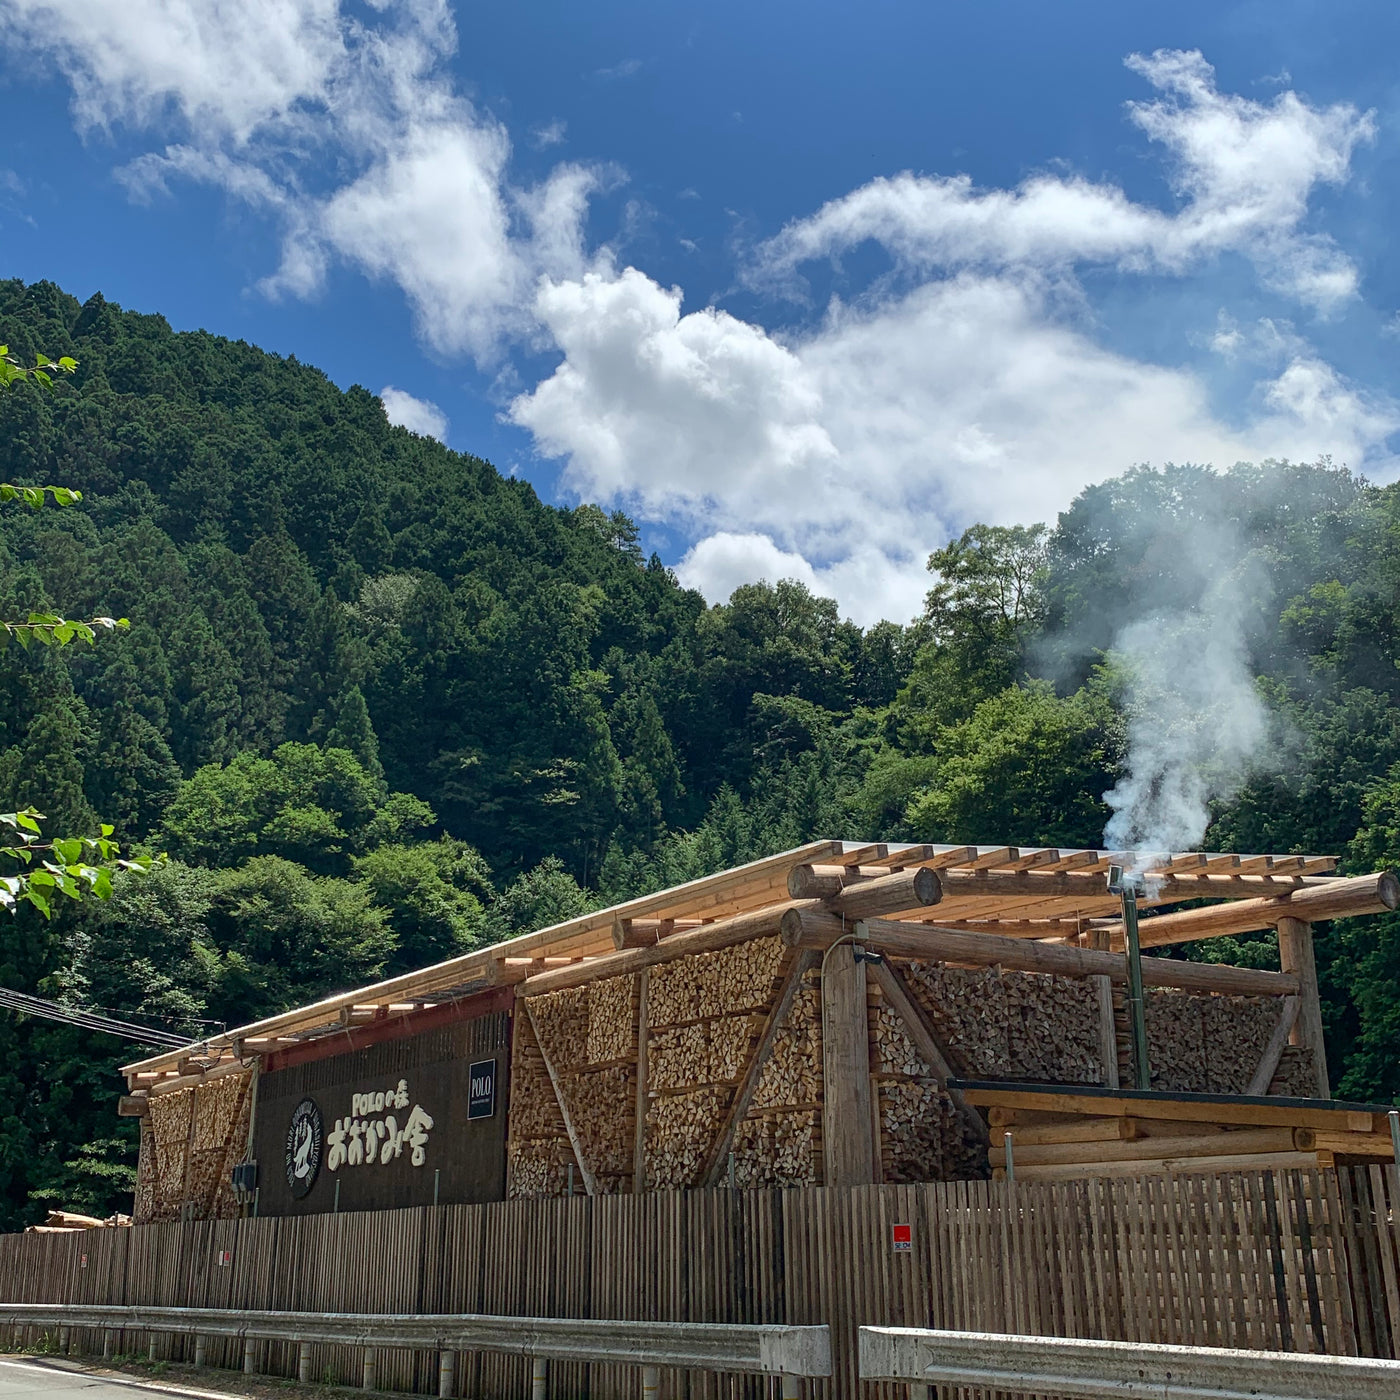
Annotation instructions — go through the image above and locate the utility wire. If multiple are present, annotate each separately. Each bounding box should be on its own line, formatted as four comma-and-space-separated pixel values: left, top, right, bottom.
0, 985, 192, 1049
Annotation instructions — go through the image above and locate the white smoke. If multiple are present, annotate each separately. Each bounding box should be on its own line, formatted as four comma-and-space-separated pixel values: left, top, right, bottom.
1102, 560, 1271, 860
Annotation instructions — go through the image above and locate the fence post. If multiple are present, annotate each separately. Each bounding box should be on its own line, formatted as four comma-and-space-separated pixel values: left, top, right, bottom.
243, 1337, 258, 1375
362, 1347, 377, 1391
780, 1374, 802, 1400
58, 1327, 70, 1355
194, 1335, 207, 1368
102, 1329, 115, 1361
438, 1349, 455, 1398
641, 1363, 660, 1400
531, 1354, 547, 1400
298, 1341, 313, 1383
148, 1333, 157, 1361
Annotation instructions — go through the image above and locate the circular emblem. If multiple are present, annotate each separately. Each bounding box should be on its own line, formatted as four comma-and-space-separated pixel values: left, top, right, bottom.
285, 1098, 324, 1198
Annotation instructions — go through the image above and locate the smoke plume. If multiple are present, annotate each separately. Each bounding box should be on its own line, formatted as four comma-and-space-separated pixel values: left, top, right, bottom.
1101, 540, 1271, 860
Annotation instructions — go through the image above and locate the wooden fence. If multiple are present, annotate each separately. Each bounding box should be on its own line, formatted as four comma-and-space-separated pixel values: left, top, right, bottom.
3, 1167, 1399, 1399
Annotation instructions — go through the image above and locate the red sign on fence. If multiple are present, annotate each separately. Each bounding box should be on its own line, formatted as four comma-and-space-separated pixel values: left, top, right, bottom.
216, 1249, 233, 1267
892, 1223, 912, 1252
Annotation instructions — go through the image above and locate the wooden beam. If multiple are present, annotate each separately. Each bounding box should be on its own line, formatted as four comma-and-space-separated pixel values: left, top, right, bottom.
992, 1126, 1311, 1167
700, 949, 819, 1187
960, 1084, 1377, 1133
788, 916, 1300, 998
821, 943, 876, 1185
522, 999, 598, 1197
1098, 871, 1399, 949
1245, 996, 1300, 1097
867, 957, 990, 1147
1278, 918, 1330, 1098
936, 869, 1342, 904
632, 968, 650, 1193
997, 1150, 1321, 1182
117, 1094, 149, 1118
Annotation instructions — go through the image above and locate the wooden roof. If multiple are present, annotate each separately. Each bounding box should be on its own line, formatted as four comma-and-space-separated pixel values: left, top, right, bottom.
119, 839, 1347, 1089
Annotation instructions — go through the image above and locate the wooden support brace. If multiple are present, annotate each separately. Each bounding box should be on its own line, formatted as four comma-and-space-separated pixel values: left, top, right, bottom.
701, 949, 819, 1187
522, 999, 599, 1196
867, 957, 990, 1147
1246, 995, 1300, 1096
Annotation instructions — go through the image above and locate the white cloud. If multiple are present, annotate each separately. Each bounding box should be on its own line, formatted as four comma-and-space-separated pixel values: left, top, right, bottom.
511, 264, 1398, 622
380, 385, 448, 439
531, 119, 566, 149
5, 0, 602, 360
508, 53, 1394, 623
756, 50, 1373, 314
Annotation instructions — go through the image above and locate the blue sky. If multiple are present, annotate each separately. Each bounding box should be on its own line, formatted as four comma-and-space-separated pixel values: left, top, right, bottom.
2, 0, 1398, 622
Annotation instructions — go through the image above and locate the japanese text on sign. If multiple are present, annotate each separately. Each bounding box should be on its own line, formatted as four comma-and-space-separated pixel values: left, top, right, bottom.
326, 1078, 435, 1172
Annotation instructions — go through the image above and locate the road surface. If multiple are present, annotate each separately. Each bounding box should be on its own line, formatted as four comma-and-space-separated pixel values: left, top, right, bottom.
0, 1360, 238, 1400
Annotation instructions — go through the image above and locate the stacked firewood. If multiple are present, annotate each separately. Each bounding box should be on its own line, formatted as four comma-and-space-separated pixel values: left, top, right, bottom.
507, 1011, 582, 1198
529, 985, 591, 1067
147, 1086, 194, 1221
647, 937, 787, 1024
868, 991, 987, 1182
1271, 1044, 1318, 1097
648, 1016, 761, 1091
585, 974, 637, 1064
1146, 991, 1284, 1094
509, 1141, 573, 1198
902, 962, 1102, 1084
750, 976, 822, 1111
566, 1065, 635, 1181
645, 1087, 728, 1189
731, 1110, 819, 1186
1200, 995, 1278, 1093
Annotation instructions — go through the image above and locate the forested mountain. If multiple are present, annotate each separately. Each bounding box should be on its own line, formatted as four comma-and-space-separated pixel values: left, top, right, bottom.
1, 277, 1398, 1227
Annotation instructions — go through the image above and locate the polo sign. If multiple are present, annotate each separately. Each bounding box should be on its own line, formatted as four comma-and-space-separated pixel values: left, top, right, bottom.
468, 1059, 496, 1120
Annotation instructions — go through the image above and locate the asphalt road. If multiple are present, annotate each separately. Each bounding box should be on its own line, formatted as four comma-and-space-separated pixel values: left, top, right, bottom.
0, 1361, 234, 1400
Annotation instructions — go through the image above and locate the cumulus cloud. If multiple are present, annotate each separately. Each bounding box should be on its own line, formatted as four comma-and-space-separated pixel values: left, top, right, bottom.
4, 0, 601, 360
756, 51, 1373, 314
509, 52, 1394, 623
380, 385, 448, 439
511, 263, 1397, 624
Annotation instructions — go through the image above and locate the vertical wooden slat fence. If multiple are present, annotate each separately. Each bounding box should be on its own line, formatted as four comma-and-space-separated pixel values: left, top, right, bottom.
2, 1167, 1398, 1399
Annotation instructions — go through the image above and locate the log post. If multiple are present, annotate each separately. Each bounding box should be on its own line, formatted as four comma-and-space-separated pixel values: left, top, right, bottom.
821, 942, 875, 1186
632, 968, 650, 1194
1086, 928, 1119, 1091
1277, 917, 1329, 1098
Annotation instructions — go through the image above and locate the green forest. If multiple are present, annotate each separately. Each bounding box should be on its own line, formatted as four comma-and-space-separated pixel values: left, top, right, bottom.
1, 276, 1398, 1229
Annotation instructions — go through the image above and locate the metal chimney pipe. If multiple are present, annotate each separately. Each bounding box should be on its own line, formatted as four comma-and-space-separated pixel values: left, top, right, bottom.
1109, 865, 1152, 1091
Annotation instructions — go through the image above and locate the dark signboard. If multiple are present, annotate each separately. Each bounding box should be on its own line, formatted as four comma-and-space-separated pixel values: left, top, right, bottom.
468, 1059, 496, 1120
251, 1006, 510, 1216
284, 1098, 323, 1198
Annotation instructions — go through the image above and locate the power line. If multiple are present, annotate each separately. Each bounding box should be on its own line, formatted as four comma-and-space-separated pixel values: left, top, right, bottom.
0, 986, 192, 1049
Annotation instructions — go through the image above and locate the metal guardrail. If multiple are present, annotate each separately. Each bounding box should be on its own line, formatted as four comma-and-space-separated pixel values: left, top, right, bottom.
0, 1304, 829, 1399
858, 1325, 1400, 1399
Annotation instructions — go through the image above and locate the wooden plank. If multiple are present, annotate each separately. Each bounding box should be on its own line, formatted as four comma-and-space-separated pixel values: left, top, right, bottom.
699, 949, 818, 1187
990, 1127, 1307, 1167
1247, 996, 1301, 1096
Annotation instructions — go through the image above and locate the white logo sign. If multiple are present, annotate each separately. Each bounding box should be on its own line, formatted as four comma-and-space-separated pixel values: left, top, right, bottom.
326, 1078, 435, 1171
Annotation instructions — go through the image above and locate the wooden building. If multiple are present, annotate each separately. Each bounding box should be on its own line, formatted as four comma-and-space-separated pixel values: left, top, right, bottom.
116, 841, 1400, 1221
